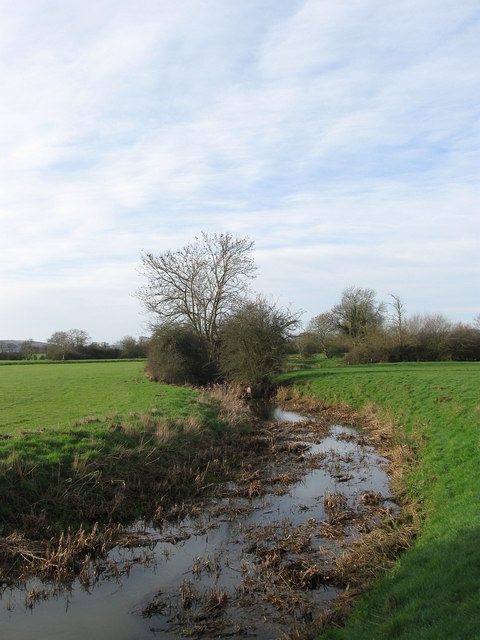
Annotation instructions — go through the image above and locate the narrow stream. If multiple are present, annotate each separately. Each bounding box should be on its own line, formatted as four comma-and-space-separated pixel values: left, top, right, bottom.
0, 407, 396, 639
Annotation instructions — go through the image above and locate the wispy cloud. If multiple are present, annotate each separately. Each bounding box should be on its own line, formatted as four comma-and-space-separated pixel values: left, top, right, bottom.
1, 0, 478, 340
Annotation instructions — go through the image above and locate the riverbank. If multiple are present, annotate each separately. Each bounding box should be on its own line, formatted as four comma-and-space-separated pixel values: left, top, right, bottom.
0, 358, 412, 639
0, 368, 258, 578
278, 357, 480, 640
1, 400, 401, 639
2, 358, 478, 639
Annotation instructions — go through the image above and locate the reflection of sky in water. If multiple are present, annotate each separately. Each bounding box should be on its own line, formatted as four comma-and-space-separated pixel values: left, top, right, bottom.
270, 406, 310, 422
0, 414, 394, 640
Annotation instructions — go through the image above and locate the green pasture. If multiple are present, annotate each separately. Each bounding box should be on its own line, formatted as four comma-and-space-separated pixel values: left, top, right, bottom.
0, 360, 224, 533
0, 360, 203, 434
279, 357, 480, 640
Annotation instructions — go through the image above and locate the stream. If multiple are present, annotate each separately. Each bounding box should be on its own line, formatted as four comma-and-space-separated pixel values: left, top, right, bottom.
0, 406, 397, 639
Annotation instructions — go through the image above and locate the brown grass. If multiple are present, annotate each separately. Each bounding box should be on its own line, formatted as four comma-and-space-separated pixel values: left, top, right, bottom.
0, 523, 125, 584
272, 385, 422, 636
0, 387, 269, 584
206, 383, 254, 427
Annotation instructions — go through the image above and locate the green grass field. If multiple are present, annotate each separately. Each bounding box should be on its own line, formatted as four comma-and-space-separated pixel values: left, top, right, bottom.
279, 357, 480, 640
0, 360, 203, 434
0, 360, 227, 535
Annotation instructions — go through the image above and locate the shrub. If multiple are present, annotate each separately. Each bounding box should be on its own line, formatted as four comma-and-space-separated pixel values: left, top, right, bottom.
295, 332, 324, 357
217, 297, 300, 387
147, 325, 214, 385
444, 324, 480, 361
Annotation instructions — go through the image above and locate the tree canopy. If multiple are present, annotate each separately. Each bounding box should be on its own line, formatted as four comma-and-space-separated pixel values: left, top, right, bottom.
137, 232, 257, 349
47, 329, 91, 360
331, 286, 385, 342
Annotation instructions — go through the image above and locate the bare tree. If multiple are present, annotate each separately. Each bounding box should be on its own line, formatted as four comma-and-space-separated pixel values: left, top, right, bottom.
307, 311, 337, 354
331, 286, 385, 343
68, 329, 90, 349
403, 313, 452, 359
137, 232, 257, 348
388, 293, 406, 345
19, 339, 36, 360
119, 335, 147, 358
47, 329, 90, 360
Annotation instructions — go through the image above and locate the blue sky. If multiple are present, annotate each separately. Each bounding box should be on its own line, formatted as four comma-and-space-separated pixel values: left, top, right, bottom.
1, 0, 479, 342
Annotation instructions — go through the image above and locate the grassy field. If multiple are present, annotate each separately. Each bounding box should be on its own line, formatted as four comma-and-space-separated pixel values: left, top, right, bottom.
0, 360, 235, 539
278, 357, 480, 640
0, 359, 200, 434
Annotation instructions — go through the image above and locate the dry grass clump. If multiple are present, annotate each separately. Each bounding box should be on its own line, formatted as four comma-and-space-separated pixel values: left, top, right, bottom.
245, 520, 314, 558
203, 585, 229, 616
333, 519, 417, 588
206, 383, 254, 427
0, 524, 124, 584
142, 589, 167, 617
274, 385, 305, 406
271, 384, 421, 633
179, 578, 201, 610
323, 491, 348, 513
281, 559, 331, 590
270, 471, 300, 486
116, 412, 204, 443
360, 491, 384, 506
152, 418, 175, 442
143, 581, 230, 635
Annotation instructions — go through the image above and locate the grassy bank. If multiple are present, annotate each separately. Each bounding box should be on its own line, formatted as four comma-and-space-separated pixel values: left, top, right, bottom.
0, 361, 252, 547
278, 357, 480, 640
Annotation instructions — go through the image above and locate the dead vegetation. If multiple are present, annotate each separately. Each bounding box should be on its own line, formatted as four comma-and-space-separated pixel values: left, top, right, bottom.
132, 387, 418, 638
1, 383, 420, 639
0, 387, 263, 584
0, 524, 158, 590
270, 386, 421, 635
206, 383, 254, 427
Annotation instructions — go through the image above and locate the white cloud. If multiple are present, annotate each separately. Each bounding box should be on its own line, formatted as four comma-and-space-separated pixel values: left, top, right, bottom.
0, 0, 478, 339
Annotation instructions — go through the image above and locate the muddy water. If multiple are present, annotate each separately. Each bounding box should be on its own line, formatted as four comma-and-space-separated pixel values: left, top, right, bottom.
0, 407, 396, 639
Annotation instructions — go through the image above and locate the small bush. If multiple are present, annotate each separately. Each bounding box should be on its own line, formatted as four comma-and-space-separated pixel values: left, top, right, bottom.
147, 325, 214, 385
295, 332, 324, 357
217, 297, 300, 386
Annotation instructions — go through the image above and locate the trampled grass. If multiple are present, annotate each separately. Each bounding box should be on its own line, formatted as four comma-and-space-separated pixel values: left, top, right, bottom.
278, 358, 480, 640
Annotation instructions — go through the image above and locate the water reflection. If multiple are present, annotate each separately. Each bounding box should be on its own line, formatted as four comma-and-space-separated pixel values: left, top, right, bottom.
0, 407, 396, 640
250, 401, 310, 423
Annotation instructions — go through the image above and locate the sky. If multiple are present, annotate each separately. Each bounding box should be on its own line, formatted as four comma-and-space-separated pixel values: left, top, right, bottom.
1, 0, 479, 343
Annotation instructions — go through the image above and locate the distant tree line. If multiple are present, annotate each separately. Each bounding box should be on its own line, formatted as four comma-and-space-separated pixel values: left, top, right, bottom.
0, 333, 147, 361
139, 234, 479, 389
45, 331, 148, 361
0, 339, 42, 361
7, 235, 477, 377
297, 287, 480, 363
